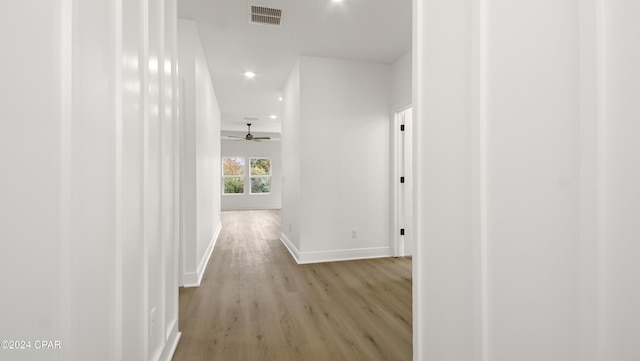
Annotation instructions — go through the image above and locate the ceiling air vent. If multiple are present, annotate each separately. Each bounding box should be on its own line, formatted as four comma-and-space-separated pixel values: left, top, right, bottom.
249, 5, 282, 26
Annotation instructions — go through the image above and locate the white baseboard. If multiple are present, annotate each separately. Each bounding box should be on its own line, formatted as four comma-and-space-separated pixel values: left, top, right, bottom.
182, 271, 198, 287
279, 233, 392, 264
221, 205, 281, 211
183, 222, 222, 288
157, 320, 181, 361
197, 222, 222, 279
280, 232, 301, 263
298, 247, 392, 264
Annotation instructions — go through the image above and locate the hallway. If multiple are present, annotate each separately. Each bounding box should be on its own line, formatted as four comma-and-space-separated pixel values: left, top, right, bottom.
172, 210, 412, 360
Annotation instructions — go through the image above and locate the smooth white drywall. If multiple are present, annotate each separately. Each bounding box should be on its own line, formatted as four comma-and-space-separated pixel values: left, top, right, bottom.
413, 0, 640, 360
485, 2, 581, 359
0, 2, 63, 360
281, 61, 302, 251
178, 19, 222, 287
391, 49, 412, 111
221, 140, 282, 210
601, 1, 640, 359
299, 56, 390, 255
281, 56, 391, 262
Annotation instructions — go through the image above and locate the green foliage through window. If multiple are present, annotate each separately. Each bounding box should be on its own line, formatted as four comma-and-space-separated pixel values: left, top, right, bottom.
250, 158, 271, 175
223, 157, 245, 176
251, 177, 271, 193
250, 158, 271, 194
223, 157, 245, 194
224, 177, 244, 194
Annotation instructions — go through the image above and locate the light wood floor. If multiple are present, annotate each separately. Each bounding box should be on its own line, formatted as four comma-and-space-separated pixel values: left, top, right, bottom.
172, 210, 412, 361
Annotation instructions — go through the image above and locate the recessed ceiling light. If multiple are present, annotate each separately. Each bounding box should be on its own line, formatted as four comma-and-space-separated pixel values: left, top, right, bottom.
244, 71, 256, 78
332, 0, 344, 2
270, 115, 277, 119
278, 96, 283, 101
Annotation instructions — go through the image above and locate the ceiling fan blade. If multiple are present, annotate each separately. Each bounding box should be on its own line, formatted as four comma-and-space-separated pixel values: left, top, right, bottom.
224, 124, 269, 141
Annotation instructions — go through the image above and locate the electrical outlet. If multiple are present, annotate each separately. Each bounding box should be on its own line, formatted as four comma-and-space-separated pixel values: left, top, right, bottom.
352, 228, 358, 238
150, 307, 157, 338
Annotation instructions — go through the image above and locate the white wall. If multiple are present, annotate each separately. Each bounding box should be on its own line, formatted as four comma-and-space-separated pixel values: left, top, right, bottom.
221, 140, 282, 210
178, 19, 222, 288
282, 61, 302, 251
147, 1, 181, 359
0, 2, 63, 360
281, 56, 391, 264
413, 0, 640, 360
0, 1, 181, 360
391, 50, 413, 111
601, 1, 640, 359
485, 2, 580, 359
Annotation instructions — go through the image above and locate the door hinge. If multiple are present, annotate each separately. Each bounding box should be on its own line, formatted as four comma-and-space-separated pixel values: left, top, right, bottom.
400, 228, 405, 236
400, 176, 405, 183
400, 124, 405, 131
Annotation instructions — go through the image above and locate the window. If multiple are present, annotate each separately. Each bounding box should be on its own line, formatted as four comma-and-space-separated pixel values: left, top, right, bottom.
250, 158, 271, 194
222, 157, 272, 195
222, 157, 245, 194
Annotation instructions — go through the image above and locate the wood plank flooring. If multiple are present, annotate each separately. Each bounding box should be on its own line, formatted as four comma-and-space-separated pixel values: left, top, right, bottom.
172, 210, 412, 361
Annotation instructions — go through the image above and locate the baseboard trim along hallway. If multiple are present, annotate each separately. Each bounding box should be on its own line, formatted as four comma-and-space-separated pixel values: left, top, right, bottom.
158, 329, 181, 361
280, 233, 392, 264
182, 223, 222, 287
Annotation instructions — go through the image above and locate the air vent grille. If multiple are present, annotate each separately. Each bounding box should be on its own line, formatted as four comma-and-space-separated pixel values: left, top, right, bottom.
250, 5, 282, 26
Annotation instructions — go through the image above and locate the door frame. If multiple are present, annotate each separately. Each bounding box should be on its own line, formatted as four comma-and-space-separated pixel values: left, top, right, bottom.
392, 105, 413, 257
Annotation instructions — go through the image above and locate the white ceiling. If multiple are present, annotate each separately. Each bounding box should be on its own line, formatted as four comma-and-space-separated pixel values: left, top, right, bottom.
178, 0, 412, 134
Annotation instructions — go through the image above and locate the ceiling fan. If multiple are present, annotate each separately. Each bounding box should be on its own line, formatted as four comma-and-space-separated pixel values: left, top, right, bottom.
227, 123, 271, 141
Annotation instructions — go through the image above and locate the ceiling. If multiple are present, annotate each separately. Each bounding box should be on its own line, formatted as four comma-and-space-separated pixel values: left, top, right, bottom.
178, 0, 412, 134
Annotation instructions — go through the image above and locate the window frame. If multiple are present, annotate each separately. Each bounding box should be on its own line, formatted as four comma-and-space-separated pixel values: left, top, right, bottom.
222, 156, 246, 195
249, 157, 272, 195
